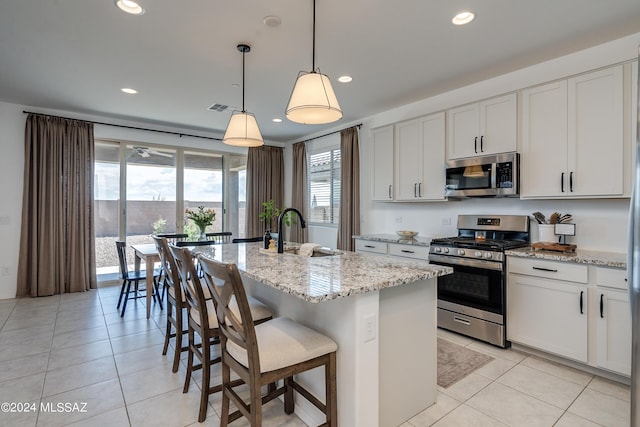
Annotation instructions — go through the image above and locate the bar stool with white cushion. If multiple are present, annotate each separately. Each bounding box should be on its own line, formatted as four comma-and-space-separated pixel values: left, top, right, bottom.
198, 253, 338, 427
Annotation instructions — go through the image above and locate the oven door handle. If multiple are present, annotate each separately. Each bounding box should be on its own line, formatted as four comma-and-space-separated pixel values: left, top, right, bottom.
453, 316, 471, 326
429, 254, 503, 271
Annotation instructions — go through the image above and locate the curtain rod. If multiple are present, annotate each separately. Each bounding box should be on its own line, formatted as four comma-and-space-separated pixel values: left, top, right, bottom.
22, 110, 223, 141
300, 123, 362, 143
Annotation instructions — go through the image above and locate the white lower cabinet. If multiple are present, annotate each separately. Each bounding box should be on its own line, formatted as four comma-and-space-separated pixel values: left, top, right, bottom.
594, 267, 631, 376
354, 239, 430, 261
507, 268, 588, 363
507, 258, 631, 376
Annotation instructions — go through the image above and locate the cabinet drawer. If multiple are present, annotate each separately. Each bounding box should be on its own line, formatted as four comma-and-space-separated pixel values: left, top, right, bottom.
388, 243, 430, 260
507, 257, 588, 283
593, 267, 628, 290
355, 240, 388, 254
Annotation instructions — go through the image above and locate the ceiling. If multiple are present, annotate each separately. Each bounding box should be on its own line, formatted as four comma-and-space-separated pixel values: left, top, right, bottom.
1, 1, 639, 143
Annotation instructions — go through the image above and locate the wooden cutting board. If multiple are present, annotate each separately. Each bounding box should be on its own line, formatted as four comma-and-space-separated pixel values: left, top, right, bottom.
531, 242, 577, 253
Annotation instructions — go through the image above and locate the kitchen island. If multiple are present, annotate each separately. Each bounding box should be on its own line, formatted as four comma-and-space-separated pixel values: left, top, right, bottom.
194, 243, 452, 427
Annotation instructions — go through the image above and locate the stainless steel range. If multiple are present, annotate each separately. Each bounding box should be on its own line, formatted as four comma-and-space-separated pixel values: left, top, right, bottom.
429, 215, 530, 348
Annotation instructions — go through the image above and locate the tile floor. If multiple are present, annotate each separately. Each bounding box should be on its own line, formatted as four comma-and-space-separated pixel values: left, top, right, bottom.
0, 285, 631, 426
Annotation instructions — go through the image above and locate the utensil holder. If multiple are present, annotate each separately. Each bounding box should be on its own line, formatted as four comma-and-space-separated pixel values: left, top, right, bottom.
537, 224, 556, 243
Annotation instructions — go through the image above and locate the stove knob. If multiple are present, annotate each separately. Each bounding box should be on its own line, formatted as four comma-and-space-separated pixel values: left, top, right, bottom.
458, 249, 465, 255
444, 248, 449, 254
434, 247, 441, 253
483, 252, 492, 259
474, 251, 482, 257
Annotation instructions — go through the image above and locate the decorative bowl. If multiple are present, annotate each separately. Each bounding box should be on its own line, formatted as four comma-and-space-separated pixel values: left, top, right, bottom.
396, 230, 418, 238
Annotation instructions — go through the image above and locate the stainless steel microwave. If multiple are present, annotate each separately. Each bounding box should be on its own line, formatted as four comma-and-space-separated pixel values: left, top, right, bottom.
444, 152, 519, 198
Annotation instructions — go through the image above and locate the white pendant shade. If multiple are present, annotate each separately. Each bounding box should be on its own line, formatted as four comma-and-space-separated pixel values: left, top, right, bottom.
223, 111, 264, 147
286, 71, 342, 124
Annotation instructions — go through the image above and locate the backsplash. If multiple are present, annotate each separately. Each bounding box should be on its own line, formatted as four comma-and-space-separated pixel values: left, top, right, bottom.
363, 198, 630, 253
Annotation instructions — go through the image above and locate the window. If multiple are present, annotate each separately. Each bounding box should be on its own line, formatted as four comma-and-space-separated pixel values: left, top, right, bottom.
94, 140, 246, 278
308, 148, 340, 225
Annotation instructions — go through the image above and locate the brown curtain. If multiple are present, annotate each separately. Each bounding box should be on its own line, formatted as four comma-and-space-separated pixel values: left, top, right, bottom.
336, 127, 361, 251
290, 142, 308, 243
245, 145, 284, 238
17, 114, 97, 297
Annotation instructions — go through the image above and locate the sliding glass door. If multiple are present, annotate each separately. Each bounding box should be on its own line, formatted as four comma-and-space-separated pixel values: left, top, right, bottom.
125, 145, 177, 245
93, 140, 245, 279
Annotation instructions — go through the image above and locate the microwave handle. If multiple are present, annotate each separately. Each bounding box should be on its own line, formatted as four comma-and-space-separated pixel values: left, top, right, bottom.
491, 163, 497, 189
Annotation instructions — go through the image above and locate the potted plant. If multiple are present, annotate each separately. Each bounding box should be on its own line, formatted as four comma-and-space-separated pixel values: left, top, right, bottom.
259, 199, 296, 248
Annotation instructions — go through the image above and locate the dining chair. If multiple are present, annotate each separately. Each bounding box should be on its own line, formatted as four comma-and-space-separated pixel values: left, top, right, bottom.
115, 240, 162, 317
169, 245, 274, 423
206, 231, 233, 243
152, 235, 192, 373
231, 236, 263, 243
198, 254, 338, 427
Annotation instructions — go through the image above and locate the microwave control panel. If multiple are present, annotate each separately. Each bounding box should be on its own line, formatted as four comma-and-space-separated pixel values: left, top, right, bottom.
496, 162, 513, 188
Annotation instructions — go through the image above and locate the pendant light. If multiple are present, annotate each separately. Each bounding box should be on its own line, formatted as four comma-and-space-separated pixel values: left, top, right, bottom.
223, 44, 264, 147
285, 0, 342, 125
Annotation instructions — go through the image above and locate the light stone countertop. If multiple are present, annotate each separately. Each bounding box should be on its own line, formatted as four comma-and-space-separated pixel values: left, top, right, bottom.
505, 247, 627, 269
353, 234, 434, 247
192, 242, 452, 303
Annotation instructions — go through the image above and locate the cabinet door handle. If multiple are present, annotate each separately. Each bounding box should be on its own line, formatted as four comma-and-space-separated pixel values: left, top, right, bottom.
474, 136, 478, 153
580, 291, 584, 314
364, 245, 376, 248
401, 249, 415, 254
414, 183, 417, 197
600, 294, 604, 318
532, 266, 558, 272
561, 172, 565, 192
480, 135, 484, 152
388, 185, 392, 199
418, 183, 422, 197
569, 171, 574, 192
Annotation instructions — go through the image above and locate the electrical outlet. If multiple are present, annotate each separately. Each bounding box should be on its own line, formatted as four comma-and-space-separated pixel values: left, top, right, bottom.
395, 216, 403, 224
441, 217, 451, 226
364, 314, 377, 342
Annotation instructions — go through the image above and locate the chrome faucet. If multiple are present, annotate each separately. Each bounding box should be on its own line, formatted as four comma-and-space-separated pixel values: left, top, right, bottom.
277, 208, 306, 253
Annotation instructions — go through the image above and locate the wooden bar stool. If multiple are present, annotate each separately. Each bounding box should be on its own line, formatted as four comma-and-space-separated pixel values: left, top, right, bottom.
169, 245, 274, 423
198, 254, 338, 427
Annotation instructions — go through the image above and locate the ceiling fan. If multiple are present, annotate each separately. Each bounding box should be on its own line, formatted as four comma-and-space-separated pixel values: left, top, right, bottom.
133, 146, 173, 158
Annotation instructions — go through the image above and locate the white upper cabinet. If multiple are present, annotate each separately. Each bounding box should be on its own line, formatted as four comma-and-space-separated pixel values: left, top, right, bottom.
371, 125, 394, 201
521, 65, 624, 198
447, 93, 517, 160
395, 113, 446, 201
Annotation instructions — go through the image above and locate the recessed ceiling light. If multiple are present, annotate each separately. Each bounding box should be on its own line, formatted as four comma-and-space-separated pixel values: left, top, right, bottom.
115, 0, 145, 15
121, 88, 138, 94
338, 75, 353, 83
263, 16, 281, 27
452, 11, 475, 25
272, 118, 283, 123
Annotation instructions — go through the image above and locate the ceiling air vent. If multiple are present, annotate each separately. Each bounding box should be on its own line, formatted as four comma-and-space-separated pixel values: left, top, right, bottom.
208, 103, 228, 112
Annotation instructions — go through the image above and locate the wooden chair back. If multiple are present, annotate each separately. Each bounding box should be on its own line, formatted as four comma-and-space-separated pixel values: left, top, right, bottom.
152, 235, 182, 303
169, 245, 212, 330
231, 236, 262, 243
206, 231, 233, 243
198, 255, 261, 376
115, 240, 130, 280
155, 233, 188, 243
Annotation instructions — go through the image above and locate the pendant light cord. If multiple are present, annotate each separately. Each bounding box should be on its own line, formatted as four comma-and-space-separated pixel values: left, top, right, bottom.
242, 47, 246, 113
312, 0, 316, 72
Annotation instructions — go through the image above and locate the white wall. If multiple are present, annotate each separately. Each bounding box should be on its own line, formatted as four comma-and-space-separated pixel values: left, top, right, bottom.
0, 102, 26, 299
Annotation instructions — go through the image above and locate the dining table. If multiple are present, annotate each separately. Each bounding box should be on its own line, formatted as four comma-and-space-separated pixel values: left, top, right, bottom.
131, 239, 222, 318
131, 243, 161, 319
